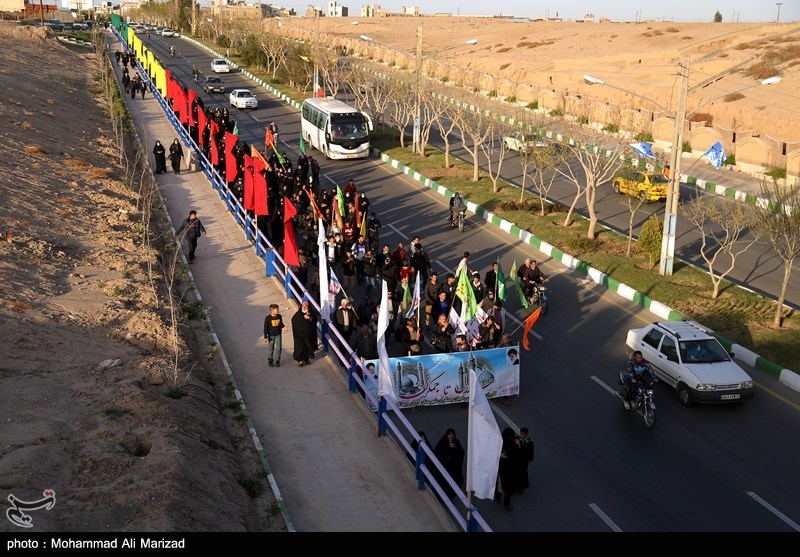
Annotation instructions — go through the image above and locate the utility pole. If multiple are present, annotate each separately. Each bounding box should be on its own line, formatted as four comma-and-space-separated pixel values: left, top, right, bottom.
314, 10, 320, 96
38, 0, 44, 26
776, 3, 783, 23
192, 1, 196, 37
413, 24, 423, 155
659, 55, 689, 276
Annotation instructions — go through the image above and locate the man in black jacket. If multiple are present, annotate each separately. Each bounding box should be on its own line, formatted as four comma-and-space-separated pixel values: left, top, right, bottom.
411, 244, 432, 286
423, 272, 440, 331
263, 304, 287, 367
175, 210, 207, 263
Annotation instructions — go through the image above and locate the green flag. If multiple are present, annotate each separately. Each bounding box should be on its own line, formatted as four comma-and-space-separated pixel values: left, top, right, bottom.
336, 185, 346, 218
299, 134, 306, 155
510, 259, 529, 309
232, 121, 239, 136
455, 265, 478, 321
400, 279, 412, 315
496, 258, 507, 302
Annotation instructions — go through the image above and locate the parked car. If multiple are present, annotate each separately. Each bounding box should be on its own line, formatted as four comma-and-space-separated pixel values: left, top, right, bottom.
229, 89, 258, 109
155, 27, 167, 35
161, 28, 177, 37
625, 321, 755, 406
611, 169, 669, 203
211, 59, 230, 73
503, 130, 546, 153
203, 76, 225, 94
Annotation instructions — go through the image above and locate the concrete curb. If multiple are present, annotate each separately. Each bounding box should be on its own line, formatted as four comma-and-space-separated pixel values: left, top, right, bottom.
179, 36, 798, 390
114, 29, 296, 532
373, 147, 799, 390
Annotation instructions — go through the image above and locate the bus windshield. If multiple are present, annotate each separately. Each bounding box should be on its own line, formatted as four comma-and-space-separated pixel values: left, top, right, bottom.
330, 113, 368, 143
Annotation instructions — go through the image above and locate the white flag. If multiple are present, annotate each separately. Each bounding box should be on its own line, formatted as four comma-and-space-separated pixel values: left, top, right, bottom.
317, 219, 330, 322
329, 269, 342, 308
377, 280, 396, 404
405, 271, 421, 319
466, 366, 502, 500
464, 305, 488, 347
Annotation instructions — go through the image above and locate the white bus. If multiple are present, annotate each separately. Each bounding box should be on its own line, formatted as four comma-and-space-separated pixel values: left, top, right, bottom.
301, 97, 373, 160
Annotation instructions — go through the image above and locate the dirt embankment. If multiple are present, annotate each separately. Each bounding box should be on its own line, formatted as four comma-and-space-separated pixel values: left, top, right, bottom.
0, 22, 282, 532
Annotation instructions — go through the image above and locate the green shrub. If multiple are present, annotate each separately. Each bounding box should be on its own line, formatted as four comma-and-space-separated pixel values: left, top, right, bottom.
488, 90, 498, 98
682, 141, 692, 153
526, 101, 538, 110
635, 132, 654, 143
723, 154, 736, 166
766, 167, 787, 181
565, 236, 601, 254
506, 95, 517, 103
216, 35, 231, 48
602, 123, 619, 133
549, 108, 563, 117
579, 116, 589, 125
638, 214, 663, 268
440, 76, 449, 82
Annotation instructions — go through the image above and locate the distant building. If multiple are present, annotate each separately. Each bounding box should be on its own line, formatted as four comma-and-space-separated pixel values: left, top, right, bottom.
600, 17, 612, 23
306, 5, 324, 17
582, 13, 596, 23
401, 5, 418, 16
1, 0, 25, 12
327, 0, 347, 17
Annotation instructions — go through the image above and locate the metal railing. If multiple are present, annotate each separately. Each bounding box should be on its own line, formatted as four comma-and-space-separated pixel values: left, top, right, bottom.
112, 25, 491, 533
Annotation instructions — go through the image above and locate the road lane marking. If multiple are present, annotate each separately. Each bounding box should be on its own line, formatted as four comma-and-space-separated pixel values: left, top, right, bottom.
747, 491, 800, 531
589, 503, 623, 532
489, 403, 520, 432
387, 224, 409, 239
591, 376, 622, 397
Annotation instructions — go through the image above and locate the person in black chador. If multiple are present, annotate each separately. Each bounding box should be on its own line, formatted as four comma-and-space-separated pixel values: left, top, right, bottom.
434, 428, 465, 500
175, 210, 207, 264
152, 140, 167, 174
291, 300, 316, 367
168, 138, 184, 174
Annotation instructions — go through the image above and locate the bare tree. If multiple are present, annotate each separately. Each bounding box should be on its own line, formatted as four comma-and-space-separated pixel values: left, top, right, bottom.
455, 97, 494, 182
554, 124, 626, 238
681, 195, 761, 299
750, 179, 800, 327
362, 73, 394, 130
256, 19, 289, 78
479, 121, 511, 193
388, 77, 415, 149
525, 142, 561, 212
342, 64, 371, 111
433, 94, 464, 168
417, 86, 449, 157
624, 184, 647, 258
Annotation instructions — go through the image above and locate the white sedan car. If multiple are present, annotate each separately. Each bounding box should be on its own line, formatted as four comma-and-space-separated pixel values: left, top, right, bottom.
625, 321, 754, 406
503, 130, 546, 153
211, 59, 230, 73
161, 28, 177, 37
229, 89, 258, 109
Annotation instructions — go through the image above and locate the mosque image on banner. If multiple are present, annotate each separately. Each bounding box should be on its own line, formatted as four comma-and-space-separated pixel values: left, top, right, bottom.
365, 347, 520, 409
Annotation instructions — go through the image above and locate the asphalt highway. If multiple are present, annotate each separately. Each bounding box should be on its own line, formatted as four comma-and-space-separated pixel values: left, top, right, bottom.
145, 35, 800, 532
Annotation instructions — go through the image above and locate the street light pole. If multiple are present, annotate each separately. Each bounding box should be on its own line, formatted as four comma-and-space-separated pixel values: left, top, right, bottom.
413, 25, 423, 155
659, 55, 690, 276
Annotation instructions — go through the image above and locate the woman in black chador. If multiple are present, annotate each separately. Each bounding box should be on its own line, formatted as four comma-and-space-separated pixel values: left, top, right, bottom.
434, 428, 465, 499
152, 140, 167, 174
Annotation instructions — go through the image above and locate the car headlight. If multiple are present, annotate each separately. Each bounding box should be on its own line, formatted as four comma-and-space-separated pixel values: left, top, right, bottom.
695, 383, 717, 391
742, 381, 754, 389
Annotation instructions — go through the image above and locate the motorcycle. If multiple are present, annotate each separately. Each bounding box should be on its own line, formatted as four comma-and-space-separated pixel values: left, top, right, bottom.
617, 371, 656, 429
450, 207, 466, 232
527, 282, 549, 315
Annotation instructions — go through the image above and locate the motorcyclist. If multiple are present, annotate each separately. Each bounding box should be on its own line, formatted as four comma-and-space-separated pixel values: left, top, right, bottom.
517, 258, 548, 300
169, 45, 175, 58
622, 351, 658, 409
449, 192, 466, 227
192, 64, 199, 82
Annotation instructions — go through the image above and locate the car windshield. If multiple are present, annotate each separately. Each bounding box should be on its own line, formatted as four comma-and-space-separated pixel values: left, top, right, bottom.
206, 77, 221, 83
237, 91, 253, 98
650, 174, 668, 184
330, 113, 368, 141
679, 339, 729, 363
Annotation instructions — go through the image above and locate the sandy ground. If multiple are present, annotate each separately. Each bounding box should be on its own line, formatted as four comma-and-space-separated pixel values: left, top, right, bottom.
0, 23, 282, 532
314, 18, 800, 141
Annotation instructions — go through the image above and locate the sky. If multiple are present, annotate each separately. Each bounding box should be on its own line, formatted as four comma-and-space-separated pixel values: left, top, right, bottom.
271, 0, 798, 23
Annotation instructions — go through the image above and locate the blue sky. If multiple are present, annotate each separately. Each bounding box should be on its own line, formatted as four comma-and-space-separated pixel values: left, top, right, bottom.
272, 1, 798, 23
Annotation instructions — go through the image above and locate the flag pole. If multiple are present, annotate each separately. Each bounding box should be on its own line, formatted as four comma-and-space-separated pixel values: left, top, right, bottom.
466, 490, 476, 532
494, 257, 499, 299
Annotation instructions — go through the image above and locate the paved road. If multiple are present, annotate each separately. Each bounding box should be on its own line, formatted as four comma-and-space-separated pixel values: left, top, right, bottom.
113, 31, 455, 533
157, 34, 800, 532
335, 73, 800, 310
